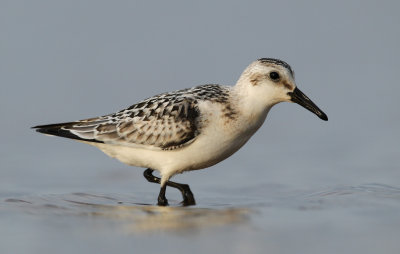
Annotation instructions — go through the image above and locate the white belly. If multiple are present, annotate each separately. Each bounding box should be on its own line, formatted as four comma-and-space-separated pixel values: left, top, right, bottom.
90, 125, 255, 177
90, 103, 269, 179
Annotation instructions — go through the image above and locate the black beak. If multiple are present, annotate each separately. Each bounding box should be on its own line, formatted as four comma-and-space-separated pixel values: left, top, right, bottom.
288, 87, 328, 121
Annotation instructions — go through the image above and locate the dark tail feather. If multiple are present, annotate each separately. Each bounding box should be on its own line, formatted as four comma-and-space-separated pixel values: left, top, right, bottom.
32, 122, 103, 143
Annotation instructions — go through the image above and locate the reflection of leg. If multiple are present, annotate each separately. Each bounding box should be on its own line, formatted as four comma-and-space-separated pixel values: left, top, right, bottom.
143, 168, 196, 206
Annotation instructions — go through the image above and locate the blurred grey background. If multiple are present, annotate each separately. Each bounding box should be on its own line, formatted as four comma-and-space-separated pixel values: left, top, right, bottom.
1, 1, 399, 254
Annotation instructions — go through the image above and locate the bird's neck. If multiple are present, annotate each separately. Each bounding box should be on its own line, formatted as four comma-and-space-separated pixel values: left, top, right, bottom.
230, 83, 275, 130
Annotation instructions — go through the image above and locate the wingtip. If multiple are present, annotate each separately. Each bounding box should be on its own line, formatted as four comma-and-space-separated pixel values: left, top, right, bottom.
31, 125, 42, 130
32, 122, 104, 144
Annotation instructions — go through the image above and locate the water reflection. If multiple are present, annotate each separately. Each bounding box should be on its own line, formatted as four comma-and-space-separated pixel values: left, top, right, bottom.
3, 183, 399, 236
2, 193, 251, 234
88, 204, 249, 233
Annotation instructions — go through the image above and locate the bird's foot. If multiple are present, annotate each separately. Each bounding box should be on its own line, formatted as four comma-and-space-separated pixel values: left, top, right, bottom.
157, 196, 169, 206
180, 184, 196, 206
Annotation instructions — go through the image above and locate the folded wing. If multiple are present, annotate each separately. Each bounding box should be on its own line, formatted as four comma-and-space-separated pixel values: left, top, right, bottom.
33, 96, 201, 150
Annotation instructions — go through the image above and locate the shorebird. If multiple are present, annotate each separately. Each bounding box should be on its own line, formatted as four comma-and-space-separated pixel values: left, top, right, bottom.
33, 58, 328, 206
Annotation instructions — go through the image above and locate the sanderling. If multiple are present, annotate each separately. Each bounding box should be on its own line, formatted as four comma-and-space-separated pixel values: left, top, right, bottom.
33, 58, 327, 206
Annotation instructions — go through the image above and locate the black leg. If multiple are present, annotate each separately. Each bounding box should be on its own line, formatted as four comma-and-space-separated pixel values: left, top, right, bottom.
143, 168, 161, 184
143, 168, 196, 206
157, 184, 168, 206
166, 181, 196, 206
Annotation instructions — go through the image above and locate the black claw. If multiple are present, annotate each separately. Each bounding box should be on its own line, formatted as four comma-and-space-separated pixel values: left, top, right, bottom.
157, 196, 169, 206
181, 198, 195, 206
180, 184, 196, 206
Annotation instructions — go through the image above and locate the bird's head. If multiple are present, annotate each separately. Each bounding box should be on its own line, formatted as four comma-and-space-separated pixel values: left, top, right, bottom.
236, 58, 328, 121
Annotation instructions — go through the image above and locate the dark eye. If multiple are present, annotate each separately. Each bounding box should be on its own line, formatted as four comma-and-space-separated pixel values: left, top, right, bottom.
269, 71, 280, 81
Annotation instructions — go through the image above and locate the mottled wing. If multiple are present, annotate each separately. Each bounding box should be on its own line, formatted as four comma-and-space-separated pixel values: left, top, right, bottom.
33, 96, 201, 150
98, 96, 200, 150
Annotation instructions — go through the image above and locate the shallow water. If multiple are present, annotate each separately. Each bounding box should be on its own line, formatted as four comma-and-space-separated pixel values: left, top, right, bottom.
1, 183, 400, 254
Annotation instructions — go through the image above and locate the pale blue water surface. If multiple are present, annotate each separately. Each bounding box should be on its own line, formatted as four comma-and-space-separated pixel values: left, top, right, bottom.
1, 1, 400, 254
